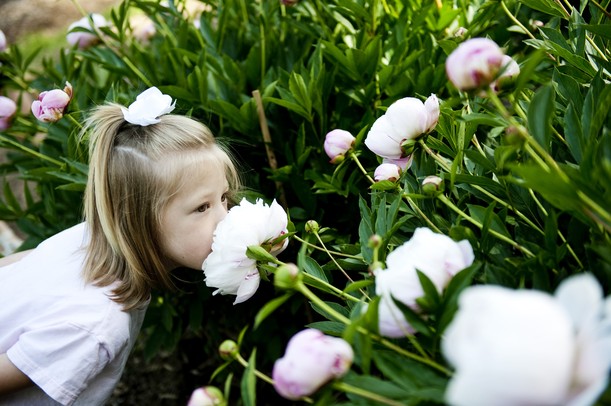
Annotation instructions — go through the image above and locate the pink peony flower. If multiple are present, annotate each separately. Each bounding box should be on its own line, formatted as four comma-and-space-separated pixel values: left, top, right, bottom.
66, 13, 108, 49
0, 96, 17, 131
365, 94, 439, 160
323, 129, 355, 164
445, 38, 505, 91
272, 329, 354, 400
31, 82, 73, 123
490, 54, 520, 92
129, 14, 156, 43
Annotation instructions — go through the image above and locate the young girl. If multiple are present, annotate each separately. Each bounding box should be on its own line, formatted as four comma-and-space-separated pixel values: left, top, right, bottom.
0, 87, 240, 405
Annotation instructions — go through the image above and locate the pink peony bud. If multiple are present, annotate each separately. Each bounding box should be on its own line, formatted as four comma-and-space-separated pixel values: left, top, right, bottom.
446, 38, 505, 91
324, 129, 355, 164
31, 82, 73, 123
365, 94, 439, 160
187, 386, 225, 406
490, 55, 520, 92
66, 13, 108, 49
374, 163, 401, 182
0, 96, 17, 131
272, 329, 354, 400
0, 30, 7, 52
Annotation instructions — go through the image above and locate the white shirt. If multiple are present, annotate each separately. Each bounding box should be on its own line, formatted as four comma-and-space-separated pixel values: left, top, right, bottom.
0, 223, 148, 405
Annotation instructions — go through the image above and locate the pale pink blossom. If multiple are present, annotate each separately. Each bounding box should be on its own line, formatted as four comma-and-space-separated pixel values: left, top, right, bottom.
324, 129, 355, 164
0, 96, 17, 131
66, 13, 108, 49
446, 38, 505, 90
273, 329, 353, 400
491, 55, 520, 92
374, 163, 400, 182
0, 30, 7, 52
31, 82, 73, 123
187, 386, 225, 406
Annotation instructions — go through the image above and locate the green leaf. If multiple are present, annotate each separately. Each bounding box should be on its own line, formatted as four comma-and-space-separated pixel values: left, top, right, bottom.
391, 295, 433, 337
254, 293, 293, 329
301, 256, 329, 283
246, 245, 278, 263
467, 204, 512, 239
519, 0, 566, 18
564, 103, 583, 163
240, 349, 257, 406
527, 84, 555, 152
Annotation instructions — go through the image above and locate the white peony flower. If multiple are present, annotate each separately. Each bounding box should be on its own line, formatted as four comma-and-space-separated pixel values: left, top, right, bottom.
375, 227, 474, 338
121, 86, 176, 126
203, 198, 288, 304
442, 273, 611, 406
365, 94, 439, 160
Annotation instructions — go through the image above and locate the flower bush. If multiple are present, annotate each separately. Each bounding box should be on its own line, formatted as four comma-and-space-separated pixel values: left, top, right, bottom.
0, 0, 609, 404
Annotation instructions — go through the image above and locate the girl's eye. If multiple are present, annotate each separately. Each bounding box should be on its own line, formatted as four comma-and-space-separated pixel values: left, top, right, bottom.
221, 193, 228, 202
196, 203, 211, 213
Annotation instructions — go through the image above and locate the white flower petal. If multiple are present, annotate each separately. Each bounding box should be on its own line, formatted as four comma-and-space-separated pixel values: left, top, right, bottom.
122, 86, 176, 126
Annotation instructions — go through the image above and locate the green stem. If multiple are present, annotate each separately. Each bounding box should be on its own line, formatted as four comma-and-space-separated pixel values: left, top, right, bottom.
296, 282, 452, 375
402, 194, 442, 233
418, 140, 452, 172
332, 382, 405, 406
293, 235, 361, 259
301, 272, 361, 303
437, 194, 535, 257
66, 113, 83, 129
0, 134, 63, 167
349, 151, 375, 184
234, 353, 275, 386
500, 1, 536, 40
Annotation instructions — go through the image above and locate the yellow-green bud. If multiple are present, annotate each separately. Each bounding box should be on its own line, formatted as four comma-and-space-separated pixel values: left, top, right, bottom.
400, 139, 417, 156
305, 220, 320, 234
368, 234, 382, 249
274, 263, 302, 290
219, 340, 239, 360
422, 175, 444, 195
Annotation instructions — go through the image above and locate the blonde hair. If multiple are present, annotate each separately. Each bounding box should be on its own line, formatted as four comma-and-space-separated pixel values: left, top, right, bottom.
82, 103, 239, 310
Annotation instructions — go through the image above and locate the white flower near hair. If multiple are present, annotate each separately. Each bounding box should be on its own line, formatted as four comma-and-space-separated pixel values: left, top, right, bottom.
203, 198, 288, 304
121, 86, 176, 126
375, 227, 474, 337
442, 273, 611, 406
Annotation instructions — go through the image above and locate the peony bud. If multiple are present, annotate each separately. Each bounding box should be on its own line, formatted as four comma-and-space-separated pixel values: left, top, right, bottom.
187, 386, 225, 406
445, 38, 505, 91
0, 30, 7, 52
218, 340, 239, 360
274, 263, 302, 290
273, 329, 354, 400
0, 96, 17, 131
305, 220, 319, 233
365, 94, 439, 160
422, 175, 444, 195
66, 13, 108, 49
324, 129, 355, 164
31, 82, 73, 123
374, 163, 401, 182
490, 55, 520, 92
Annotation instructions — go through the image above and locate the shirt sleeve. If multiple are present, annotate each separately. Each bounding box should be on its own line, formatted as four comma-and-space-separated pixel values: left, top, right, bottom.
6, 322, 111, 406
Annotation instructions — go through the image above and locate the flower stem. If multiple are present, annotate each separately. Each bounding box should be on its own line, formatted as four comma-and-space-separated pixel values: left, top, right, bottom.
292, 235, 361, 259
332, 382, 406, 406
301, 272, 361, 303
402, 194, 442, 233
295, 282, 452, 375
349, 151, 375, 184
437, 194, 535, 257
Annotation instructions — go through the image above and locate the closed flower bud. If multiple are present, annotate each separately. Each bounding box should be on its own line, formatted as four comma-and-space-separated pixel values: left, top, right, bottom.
31, 82, 73, 123
66, 13, 108, 49
422, 175, 443, 195
0, 30, 7, 52
187, 386, 225, 406
446, 38, 505, 91
0, 96, 17, 131
324, 129, 355, 164
368, 234, 382, 249
305, 220, 319, 233
374, 163, 400, 182
273, 329, 354, 400
365, 94, 439, 160
218, 340, 239, 360
491, 55, 520, 92
274, 263, 302, 290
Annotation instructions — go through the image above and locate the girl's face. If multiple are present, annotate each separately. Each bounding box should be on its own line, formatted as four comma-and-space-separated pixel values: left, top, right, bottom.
159, 153, 229, 271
